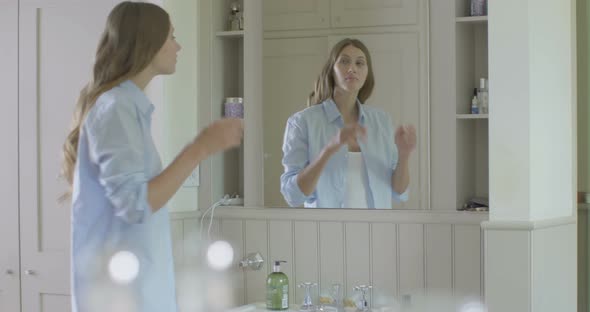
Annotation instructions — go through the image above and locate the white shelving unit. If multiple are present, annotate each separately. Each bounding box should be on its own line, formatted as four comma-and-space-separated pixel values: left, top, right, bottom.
456, 114, 488, 119
216, 30, 244, 38
455, 16, 488, 23
198, 0, 263, 208
455, 0, 489, 210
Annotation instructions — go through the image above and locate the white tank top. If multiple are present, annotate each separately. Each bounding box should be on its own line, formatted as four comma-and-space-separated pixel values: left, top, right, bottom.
344, 152, 370, 208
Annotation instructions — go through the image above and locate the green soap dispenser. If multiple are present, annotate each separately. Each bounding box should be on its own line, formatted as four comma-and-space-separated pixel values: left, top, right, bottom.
266, 260, 289, 310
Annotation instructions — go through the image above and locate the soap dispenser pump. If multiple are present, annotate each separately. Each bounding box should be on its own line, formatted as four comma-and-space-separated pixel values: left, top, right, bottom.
266, 260, 289, 310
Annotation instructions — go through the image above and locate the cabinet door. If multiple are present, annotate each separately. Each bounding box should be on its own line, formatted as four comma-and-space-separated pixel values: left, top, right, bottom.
329, 33, 424, 210
18, 1, 122, 311
263, 0, 330, 31
0, 0, 21, 311
331, 0, 419, 28
262, 37, 328, 207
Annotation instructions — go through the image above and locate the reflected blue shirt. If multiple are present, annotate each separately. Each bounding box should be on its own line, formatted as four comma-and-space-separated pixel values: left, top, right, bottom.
280, 98, 409, 209
71, 80, 177, 312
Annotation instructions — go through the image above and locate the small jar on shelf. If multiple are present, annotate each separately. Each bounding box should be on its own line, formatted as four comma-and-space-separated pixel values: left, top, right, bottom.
470, 0, 487, 16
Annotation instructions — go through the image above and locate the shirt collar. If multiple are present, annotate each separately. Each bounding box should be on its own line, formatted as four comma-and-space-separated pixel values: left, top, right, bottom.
322, 98, 367, 125
120, 80, 155, 117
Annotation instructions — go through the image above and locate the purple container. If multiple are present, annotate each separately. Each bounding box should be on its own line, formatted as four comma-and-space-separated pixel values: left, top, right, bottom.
224, 97, 243, 118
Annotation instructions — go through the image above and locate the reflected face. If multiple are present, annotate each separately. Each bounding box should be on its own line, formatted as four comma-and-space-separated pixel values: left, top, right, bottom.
332, 45, 368, 94
151, 25, 182, 75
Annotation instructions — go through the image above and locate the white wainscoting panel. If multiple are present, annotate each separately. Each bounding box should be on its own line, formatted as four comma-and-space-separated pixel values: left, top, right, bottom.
221, 219, 246, 306
398, 224, 425, 297
454, 225, 482, 301
425, 224, 453, 293
293, 221, 319, 304
344, 223, 371, 299
371, 223, 398, 305
319, 222, 345, 298
244, 220, 269, 303
172, 209, 487, 309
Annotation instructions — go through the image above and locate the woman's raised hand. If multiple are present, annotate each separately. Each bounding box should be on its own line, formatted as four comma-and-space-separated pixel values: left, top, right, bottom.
328, 124, 367, 151
193, 118, 244, 156
394, 124, 417, 158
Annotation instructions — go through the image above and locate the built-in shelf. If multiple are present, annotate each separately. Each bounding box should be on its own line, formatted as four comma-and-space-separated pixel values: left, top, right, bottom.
216, 30, 244, 38
455, 16, 488, 23
457, 114, 489, 119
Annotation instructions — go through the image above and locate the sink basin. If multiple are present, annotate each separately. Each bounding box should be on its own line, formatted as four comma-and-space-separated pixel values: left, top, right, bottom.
224, 303, 339, 312
224, 303, 299, 312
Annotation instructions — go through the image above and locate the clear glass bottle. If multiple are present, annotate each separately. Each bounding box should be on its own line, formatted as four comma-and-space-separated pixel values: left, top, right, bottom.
477, 78, 489, 114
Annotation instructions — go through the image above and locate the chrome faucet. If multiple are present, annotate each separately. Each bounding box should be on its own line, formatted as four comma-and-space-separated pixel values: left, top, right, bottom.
297, 282, 318, 311
353, 285, 372, 312
238, 252, 264, 270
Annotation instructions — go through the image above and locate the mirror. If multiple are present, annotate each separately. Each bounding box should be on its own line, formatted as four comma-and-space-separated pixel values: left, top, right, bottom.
164, 0, 430, 210
261, 3, 430, 209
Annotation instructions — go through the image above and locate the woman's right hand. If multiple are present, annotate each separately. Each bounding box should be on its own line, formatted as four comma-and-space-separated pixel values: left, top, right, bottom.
327, 124, 367, 152
192, 118, 244, 156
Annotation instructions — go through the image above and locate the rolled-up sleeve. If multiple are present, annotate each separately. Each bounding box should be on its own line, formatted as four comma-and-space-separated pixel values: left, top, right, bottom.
280, 116, 314, 207
85, 99, 152, 224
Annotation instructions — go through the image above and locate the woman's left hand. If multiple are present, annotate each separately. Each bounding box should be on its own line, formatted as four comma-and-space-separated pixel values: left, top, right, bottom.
395, 125, 417, 159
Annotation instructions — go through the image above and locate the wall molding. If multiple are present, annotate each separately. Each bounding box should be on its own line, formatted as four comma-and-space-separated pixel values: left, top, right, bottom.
481, 216, 576, 231
211, 207, 488, 224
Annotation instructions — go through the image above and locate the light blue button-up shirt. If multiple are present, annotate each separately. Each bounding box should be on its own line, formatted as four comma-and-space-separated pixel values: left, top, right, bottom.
71, 80, 177, 312
280, 98, 408, 209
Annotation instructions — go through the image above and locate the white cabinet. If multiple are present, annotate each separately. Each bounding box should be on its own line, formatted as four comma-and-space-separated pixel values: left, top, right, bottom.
0, 0, 21, 311
1, 1, 141, 311
17, 1, 122, 311
429, 0, 489, 210
197, 0, 263, 207
331, 0, 418, 28
263, 0, 418, 31
454, 2, 489, 210
262, 37, 329, 206
262, 0, 329, 31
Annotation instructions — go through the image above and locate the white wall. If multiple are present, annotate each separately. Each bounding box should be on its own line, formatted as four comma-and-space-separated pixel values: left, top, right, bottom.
150, 0, 200, 213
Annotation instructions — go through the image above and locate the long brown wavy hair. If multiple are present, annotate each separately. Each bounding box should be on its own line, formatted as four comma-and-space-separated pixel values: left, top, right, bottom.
307, 38, 375, 106
60, 1, 170, 201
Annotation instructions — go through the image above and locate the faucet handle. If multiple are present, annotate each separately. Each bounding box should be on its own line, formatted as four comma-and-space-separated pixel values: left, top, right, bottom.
353, 285, 373, 312
297, 282, 318, 311
239, 252, 264, 270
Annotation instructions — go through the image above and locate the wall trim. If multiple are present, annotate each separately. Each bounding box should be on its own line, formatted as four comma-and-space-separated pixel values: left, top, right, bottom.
172, 205, 589, 222
481, 216, 576, 231
209, 207, 488, 224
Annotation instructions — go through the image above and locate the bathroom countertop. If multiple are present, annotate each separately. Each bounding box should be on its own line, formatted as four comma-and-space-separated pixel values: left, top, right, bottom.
225, 302, 353, 312
224, 303, 303, 312
225, 303, 391, 312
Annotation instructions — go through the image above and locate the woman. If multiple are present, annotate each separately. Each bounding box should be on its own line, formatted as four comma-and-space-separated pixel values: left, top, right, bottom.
280, 38, 416, 209
61, 2, 243, 311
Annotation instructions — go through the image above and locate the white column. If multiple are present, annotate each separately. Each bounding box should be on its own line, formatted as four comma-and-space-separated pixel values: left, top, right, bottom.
485, 0, 577, 311
243, 0, 264, 207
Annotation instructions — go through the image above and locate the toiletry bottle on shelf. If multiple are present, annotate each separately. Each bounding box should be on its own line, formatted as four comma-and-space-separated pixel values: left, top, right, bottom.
471, 88, 479, 114
228, 2, 242, 31
478, 78, 489, 114
266, 260, 289, 310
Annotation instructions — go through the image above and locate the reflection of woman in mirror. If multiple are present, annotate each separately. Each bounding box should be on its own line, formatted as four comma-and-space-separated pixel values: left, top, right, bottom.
280, 38, 416, 208
60, 2, 243, 311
